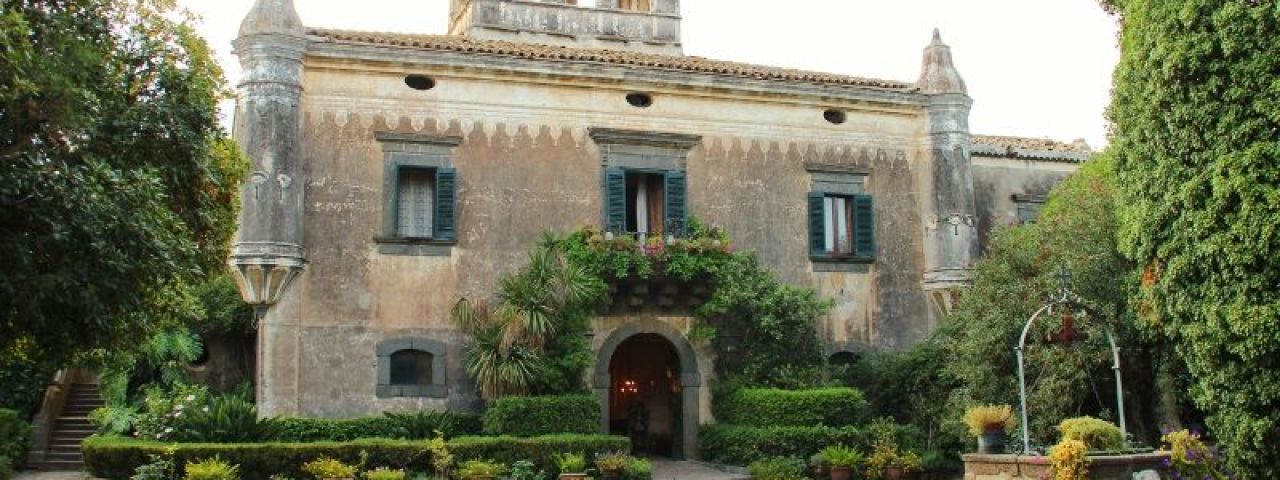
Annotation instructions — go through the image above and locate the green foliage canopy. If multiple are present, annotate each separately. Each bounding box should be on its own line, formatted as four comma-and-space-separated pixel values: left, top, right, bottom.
0, 0, 247, 366
1104, 0, 1280, 475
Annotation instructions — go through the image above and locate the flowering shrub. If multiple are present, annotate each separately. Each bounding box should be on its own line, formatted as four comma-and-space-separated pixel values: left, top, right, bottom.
1047, 439, 1088, 480
1161, 429, 1229, 480
134, 384, 210, 441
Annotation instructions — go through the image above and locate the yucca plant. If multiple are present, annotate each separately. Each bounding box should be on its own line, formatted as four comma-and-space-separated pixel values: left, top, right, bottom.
451, 233, 605, 400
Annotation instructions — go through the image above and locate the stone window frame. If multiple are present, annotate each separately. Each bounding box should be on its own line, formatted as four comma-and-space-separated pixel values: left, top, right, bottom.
1012, 193, 1047, 225
374, 132, 461, 257
806, 163, 875, 272
375, 336, 447, 398
589, 128, 700, 234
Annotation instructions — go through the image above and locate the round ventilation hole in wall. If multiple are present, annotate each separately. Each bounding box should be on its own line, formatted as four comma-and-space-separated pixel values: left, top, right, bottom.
405, 75, 436, 91
626, 92, 654, 108
824, 109, 847, 125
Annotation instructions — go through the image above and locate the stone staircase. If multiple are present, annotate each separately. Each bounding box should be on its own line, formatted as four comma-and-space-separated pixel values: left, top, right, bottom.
28, 381, 102, 470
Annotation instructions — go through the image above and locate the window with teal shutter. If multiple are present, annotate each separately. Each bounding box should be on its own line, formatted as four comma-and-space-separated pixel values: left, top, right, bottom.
604, 167, 627, 232
809, 191, 875, 262
433, 168, 457, 241
852, 194, 875, 259
664, 170, 687, 234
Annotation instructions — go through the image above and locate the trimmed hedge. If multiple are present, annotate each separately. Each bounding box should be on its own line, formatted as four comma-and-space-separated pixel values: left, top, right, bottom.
699, 424, 867, 466
83, 434, 628, 480
273, 412, 481, 442
716, 387, 868, 427
481, 395, 599, 437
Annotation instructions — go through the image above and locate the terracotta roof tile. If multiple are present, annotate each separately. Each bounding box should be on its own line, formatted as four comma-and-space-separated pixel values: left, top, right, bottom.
308, 28, 915, 91
972, 135, 1093, 163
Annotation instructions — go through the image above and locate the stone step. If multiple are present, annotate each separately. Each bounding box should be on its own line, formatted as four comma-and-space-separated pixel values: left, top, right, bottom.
27, 460, 83, 471
53, 427, 96, 436
44, 451, 84, 462
49, 440, 85, 449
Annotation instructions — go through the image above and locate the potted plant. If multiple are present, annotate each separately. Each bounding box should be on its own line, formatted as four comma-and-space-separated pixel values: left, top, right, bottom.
964, 404, 1016, 454
555, 452, 589, 480
456, 459, 506, 480
865, 442, 922, 480
594, 451, 632, 480
820, 445, 864, 480
301, 457, 357, 480
808, 451, 830, 479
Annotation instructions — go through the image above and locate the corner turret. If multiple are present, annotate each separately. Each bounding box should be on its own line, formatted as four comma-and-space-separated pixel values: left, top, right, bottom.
917, 29, 978, 318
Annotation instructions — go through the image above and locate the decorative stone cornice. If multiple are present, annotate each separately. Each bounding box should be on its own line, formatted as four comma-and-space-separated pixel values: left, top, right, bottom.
588, 128, 701, 149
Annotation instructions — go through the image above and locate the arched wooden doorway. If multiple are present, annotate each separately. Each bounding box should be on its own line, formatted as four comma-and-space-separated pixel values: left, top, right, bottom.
595, 320, 700, 460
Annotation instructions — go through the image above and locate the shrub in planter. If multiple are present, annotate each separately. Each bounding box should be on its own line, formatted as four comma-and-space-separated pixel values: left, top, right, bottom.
819, 445, 863, 480
716, 388, 868, 427
183, 457, 240, 480
594, 451, 631, 479
1057, 417, 1124, 451
362, 468, 405, 480
963, 405, 1015, 454
302, 457, 357, 480
864, 441, 922, 480
481, 395, 599, 437
554, 452, 588, 479
456, 459, 506, 480
1047, 439, 1088, 480
747, 457, 806, 480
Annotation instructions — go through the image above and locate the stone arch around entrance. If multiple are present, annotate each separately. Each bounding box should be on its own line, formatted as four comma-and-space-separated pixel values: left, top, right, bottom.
593, 319, 700, 460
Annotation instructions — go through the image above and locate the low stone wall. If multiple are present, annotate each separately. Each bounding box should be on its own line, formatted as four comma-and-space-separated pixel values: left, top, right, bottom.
962, 452, 1169, 480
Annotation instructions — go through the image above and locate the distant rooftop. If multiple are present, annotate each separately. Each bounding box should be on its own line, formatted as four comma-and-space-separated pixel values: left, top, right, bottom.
973, 135, 1094, 163
307, 28, 915, 91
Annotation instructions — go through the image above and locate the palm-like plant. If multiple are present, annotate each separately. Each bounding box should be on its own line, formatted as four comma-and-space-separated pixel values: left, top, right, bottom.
452, 233, 605, 400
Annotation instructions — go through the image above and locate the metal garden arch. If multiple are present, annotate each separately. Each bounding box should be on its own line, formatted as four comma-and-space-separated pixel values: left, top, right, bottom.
1014, 270, 1127, 453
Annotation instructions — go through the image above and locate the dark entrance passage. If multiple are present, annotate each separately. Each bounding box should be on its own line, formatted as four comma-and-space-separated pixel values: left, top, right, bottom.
608, 333, 681, 458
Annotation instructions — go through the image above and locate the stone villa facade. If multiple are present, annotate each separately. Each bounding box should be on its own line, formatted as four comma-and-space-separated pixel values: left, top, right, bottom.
227, 0, 1092, 459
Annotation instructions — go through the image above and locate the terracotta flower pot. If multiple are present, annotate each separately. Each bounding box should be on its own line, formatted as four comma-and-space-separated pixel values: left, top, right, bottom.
601, 470, 623, 480
977, 428, 1006, 454
885, 466, 905, 480
829, 466, 852, 480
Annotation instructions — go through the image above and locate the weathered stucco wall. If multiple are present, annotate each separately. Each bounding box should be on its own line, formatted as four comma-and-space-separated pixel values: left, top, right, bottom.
971, 155, 1077, 252
256, 52, 939, 417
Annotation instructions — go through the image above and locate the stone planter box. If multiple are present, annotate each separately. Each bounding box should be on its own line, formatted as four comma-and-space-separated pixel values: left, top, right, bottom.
962, 452, 1169, 480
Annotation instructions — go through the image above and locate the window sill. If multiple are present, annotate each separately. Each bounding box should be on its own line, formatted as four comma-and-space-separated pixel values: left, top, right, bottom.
376, 384, 448, 399
810, 255, 874, 273
375, 237, 456, 256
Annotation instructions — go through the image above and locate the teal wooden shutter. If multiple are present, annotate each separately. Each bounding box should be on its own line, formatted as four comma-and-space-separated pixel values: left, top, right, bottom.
664, 170, 687, 234
808, 192, 826, 257
853, 194, 875, 259
604, 167, 627, 232
433, 168, 457, 241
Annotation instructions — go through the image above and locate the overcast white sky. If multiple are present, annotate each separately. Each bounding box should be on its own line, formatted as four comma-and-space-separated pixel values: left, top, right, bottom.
180, 0, 1120, 148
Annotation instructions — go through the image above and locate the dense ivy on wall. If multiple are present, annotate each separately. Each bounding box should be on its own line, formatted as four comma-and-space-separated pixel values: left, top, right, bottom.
454, 219, 831, 400
1102, 0, 1280, 475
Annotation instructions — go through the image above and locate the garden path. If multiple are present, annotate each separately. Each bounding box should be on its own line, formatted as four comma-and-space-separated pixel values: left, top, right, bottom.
648, 460, 748, 480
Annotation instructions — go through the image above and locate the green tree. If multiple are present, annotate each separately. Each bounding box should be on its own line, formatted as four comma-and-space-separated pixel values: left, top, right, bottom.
939, 156, 1174, 446
0, 0, 246, 367
1102, 0, 1280, 475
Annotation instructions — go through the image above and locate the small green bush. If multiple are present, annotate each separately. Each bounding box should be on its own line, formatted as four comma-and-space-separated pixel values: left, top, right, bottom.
362, 468, 405, 480
0, 409, 30, 474
819, 445, 863, 468
184, 457, 240, 480
302, 457, 357, 480
699, 424, 865, 466
747, 458, 806, 480
456, 459, 506, 478
481, 395, 599, 437
716, 388, 868, 427
622, 457, 651, 480
1057, 417, 1124, 451
554, 452, 587, 473
175, 394, 280, 443
83, 434, 629, 480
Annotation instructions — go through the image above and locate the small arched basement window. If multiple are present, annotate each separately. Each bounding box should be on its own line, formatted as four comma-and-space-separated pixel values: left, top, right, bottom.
376, 337, 447, 398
